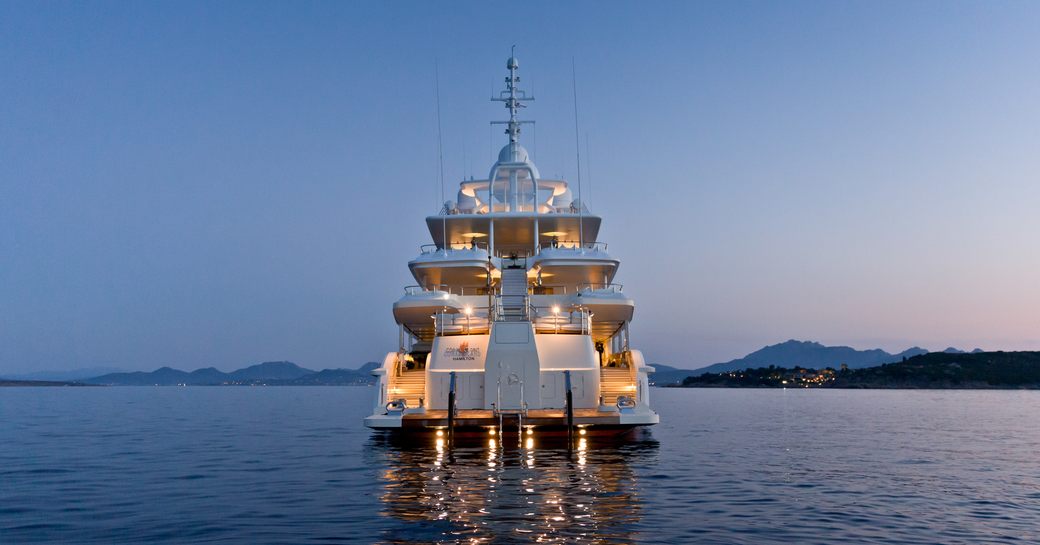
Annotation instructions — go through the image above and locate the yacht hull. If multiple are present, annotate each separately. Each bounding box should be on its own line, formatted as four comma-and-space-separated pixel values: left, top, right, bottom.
364, 407, 660, 431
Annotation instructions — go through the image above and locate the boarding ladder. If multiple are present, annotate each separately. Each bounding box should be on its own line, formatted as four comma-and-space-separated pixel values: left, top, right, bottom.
494, 377, 528, 444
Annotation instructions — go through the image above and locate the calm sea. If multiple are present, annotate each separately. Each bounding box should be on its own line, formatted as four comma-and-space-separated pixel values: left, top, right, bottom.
1, 387, 1038, 544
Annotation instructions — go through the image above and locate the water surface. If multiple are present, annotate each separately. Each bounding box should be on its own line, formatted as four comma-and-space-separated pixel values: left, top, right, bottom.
1, 387, 1038, 543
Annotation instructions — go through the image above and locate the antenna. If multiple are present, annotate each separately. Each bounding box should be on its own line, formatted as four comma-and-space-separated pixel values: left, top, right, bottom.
586, 133, 593, 210
435, 58, 447, 254
491, 45, 535, 145
572, 58, 584, 249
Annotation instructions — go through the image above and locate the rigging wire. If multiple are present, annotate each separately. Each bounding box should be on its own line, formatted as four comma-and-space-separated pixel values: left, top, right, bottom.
572, 58, 584, 248
435, 58, 447, 253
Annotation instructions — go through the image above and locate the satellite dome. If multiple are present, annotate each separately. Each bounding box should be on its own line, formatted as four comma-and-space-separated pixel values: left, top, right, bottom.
507, 56, 519, 70
498, 142, 530, 163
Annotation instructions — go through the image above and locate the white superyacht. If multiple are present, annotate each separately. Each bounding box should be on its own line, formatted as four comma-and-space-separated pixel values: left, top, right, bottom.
364, 54, 659, 438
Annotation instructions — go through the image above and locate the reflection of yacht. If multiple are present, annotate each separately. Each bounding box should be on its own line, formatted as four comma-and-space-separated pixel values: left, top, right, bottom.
364, 52, 659, 435
367, 434, 658, 543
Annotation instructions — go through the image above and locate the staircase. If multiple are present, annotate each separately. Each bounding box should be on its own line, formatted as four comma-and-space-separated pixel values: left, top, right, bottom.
390, 369, 426, 408
600, 367, 635, 405
498, 267, 529, 321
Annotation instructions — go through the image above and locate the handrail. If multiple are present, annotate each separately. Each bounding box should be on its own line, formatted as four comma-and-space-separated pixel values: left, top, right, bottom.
419, 242, 489, 254
434, 310, 491, 335
431, 302, 591, 336
538, 241, 608, 252
437, 202, 591, 216
405, 283, 621, 297
529, 283, 624, 295
404, 284, 488, 296
579, 283, 624, 293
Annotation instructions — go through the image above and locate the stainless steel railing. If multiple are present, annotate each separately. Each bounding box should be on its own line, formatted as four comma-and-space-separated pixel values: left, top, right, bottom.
419, 242, 489, 253
431, 302, 591, 336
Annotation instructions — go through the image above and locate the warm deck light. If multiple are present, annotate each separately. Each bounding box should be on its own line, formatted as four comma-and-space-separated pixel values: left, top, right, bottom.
489, 428, 496, 436
552, 305, 560, 315
436, 429, 444, 437
579, 428, 587, 436
460, 232, 487, 238
464, 306, 473, 316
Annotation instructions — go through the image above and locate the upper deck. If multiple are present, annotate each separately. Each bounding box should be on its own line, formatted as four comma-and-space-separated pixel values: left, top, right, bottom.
425, 210, 601, 258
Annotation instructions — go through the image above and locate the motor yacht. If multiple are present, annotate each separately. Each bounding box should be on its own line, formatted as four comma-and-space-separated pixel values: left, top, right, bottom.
364, 53, 659, 438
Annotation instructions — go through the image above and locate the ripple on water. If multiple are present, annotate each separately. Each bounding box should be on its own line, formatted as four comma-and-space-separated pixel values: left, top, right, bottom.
1, 387, 1040, 543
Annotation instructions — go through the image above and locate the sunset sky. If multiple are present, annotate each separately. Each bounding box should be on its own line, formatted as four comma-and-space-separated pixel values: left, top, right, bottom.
2, 1, 1038, 374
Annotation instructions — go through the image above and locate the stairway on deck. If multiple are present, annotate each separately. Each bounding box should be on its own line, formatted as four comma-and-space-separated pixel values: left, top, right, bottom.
600, 367, 635, 405
390, 369, 426, 408
499, 267, 529, 321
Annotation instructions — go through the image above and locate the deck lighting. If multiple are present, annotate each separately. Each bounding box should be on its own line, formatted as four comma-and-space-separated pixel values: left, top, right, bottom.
552, 305, 560, 315
436, 429, 444, 437
464, 306, 473, 316
489, 428, 496, 436
579, 428, 587, 436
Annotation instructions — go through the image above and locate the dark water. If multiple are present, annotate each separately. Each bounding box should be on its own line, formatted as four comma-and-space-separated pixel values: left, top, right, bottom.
2, 387, 1039, 544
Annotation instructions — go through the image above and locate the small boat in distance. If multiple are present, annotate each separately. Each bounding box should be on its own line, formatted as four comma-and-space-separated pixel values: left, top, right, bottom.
364, 53, 659, 438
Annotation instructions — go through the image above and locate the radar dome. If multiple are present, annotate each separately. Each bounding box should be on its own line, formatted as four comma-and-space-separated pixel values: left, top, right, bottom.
498, 142, 530, 163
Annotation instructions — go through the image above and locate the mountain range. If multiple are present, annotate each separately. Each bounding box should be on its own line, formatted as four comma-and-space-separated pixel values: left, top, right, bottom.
82, 361, 380, 386
650, 340, 984, 385
0, 367, 126, 382
4, 341, 987, 387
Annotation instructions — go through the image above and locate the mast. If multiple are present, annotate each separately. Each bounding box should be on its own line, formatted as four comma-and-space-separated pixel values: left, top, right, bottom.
490, 46, 535, 217
492, 45, 534, 145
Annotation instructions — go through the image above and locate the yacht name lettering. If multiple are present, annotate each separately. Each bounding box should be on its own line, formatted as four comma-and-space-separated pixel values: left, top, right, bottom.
445, 342, 480, 360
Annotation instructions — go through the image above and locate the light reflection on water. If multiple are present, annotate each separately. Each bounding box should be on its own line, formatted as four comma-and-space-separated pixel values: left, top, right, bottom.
2, 387, 1040, 543
367, 431, 658, 544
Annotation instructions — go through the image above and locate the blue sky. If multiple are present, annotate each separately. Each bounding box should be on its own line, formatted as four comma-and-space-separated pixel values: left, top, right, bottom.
2, 1, 1039, 373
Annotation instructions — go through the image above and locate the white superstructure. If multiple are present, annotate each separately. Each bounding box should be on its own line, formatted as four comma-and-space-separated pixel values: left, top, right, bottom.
365, 53, 659, 436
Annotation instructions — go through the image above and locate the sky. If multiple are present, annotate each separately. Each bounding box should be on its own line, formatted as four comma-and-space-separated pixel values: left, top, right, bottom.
2, 1, 1039, 374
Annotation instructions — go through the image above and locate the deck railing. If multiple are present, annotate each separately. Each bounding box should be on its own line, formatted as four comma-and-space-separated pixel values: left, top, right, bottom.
538, 241, 608, 252
432, 302, 591, 336
419, 242, 489, 253
404, 284, 489, 296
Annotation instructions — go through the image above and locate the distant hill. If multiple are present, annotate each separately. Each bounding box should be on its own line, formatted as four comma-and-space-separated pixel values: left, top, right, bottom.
84, 361, 378, 386
1, 379, 94, 387
0, 367, 126, 382
273, 368, 377, 386
691, 340, 930, 374
678, 351, 1040, 389
227, 361, 314, 381
649, 340, 986, 385
88, 366, 194, 386
648, 364, 702, 386
833, 351, 1040, 388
